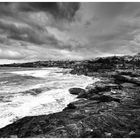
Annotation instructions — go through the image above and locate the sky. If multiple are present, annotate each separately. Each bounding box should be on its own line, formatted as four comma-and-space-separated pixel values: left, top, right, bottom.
0, 2, 140, 64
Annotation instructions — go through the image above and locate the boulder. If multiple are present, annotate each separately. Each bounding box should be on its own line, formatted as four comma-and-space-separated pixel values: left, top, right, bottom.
69, 88, 86, 95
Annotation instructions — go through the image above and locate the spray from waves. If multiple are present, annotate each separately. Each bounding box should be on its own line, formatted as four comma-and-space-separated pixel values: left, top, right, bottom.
10, 67, 70, 78
0, 67, 100, 128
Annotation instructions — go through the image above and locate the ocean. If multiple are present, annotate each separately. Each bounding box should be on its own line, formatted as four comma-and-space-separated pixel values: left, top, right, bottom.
0, 67, 98, 128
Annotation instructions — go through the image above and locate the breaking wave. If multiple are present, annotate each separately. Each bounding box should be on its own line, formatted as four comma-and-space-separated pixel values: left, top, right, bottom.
0, 67, 99, 128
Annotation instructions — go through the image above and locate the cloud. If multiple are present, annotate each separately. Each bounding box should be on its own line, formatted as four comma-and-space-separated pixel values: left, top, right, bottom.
17, 2, 80, 21
66, 3, 140, 56
0, 2, 140, 63
0, 19, 61, 46
0, 47, 25, 60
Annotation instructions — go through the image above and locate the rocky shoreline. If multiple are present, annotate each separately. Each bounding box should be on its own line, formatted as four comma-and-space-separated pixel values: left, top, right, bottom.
0, 68, 140, 137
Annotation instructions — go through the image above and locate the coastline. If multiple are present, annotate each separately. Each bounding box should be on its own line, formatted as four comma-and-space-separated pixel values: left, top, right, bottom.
0, 67, 94, 129
0, 55, 140, 138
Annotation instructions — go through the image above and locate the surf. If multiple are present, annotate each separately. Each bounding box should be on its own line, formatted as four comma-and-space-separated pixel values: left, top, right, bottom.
0, 67, 97, 128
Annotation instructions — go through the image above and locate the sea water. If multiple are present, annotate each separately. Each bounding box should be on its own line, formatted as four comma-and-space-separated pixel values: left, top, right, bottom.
0, 67, 99, 128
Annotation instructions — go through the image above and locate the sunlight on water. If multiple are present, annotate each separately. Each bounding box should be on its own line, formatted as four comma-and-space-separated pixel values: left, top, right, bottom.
0, 67, 99, 128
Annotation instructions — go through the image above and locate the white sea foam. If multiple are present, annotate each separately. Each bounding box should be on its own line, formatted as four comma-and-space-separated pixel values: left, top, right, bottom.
11, 70, 50, 78
0, 67, 100, 128
10, 67, 70, 78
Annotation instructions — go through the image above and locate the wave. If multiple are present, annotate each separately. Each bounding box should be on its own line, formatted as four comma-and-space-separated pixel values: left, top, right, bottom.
10, 67, 71, 78
0, 67, 99, 128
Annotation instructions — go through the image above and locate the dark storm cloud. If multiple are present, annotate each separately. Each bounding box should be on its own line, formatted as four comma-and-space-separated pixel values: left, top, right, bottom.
0, 2, 82, 62
15, 2, 80, 21
0, 3, 11, 15
0, 2, 81, 57
0, 19, 60, 45
1, 2, 140, 63
0, 2, 80, 19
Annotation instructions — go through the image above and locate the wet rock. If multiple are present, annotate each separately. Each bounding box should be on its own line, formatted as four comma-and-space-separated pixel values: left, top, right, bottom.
64, 99, 91, 109
63, 103, 77, 110
85, 82, 119, 96
129, 130, 140, 138
113, 74, 140, 85
95, 82, 119, 91
112, 129, 127, 138
116, 70, 140, 77
69, 88, 86, 95
81, 129, 102, 138
65, 124, 81, 137
22, 88, 43, 96
85, 84, 96, 91
87, 82, 110, 93
121, 83, 136, 88
104, 132, 112, 137
129, 131, 135, 136
32, 124, 43, 134
48, 128, 69, 138
10, 135, 18, 138
117, 70, 134, 76
89, 95, 120, 103
77, 91, 88, 98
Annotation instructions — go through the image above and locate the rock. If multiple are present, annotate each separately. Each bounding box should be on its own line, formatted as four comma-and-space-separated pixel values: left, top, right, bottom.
112, 129, 127, 138
116, 70, 140, 77
64, 99, 88, 109
121, 83, 136, 88
117, 70, 133, 76
129, 130, 140, 138
69, 88, 86, 95
85, 84, 96, 91
89, 95, 120, 103
1, 67, 140, 138
66, 124, 81, 137
22, 88, 43, 96
63, 103, 77, 110
77, 81, 120, 99
10, 135, 18, 138
32, 124, 42, 134
113, 74, 140, 85
129, 131, 135, 136
49, 128, 68, 138
85, 82, 119, 96
104, 132, 112, 137
77, 91, 88, 98
95, 82, 119, 91
81, 129, 102, 138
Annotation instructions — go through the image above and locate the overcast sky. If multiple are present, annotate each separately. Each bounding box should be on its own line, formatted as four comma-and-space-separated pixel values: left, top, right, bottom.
0, 2, 140, 64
